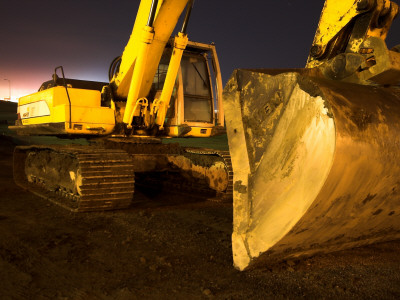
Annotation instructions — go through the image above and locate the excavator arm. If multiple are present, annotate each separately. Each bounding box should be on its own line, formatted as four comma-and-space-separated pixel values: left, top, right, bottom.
307, 0, 398, 65
307, 0, 400, 85
109, 0, 194, 131
10, 0, 226, 138
10, 0, 231, 215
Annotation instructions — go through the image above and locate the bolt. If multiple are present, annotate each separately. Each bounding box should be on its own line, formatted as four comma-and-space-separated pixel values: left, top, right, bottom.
331, 55, 347, 75
357, 0, 370, 11
310, 45, 323, 58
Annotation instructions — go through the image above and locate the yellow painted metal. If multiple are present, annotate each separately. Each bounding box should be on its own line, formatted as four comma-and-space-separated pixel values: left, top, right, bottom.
18, 87, 114, 135
19, 87, 100, 107
112, 0, 189, 99
111, 0, 157, 95
186, 127, 213, 137
307, 0, 360, 68
62, 106, 115, 135
368, 0, 399, 40
162, 41, 224, 136
16, 0, 220, 135
219, 0, 400, 271
306, 0, 399, 68
358, 37, 400, 85
210, 44, 224, 127
117, 0, 192, 127
175, 67, 185, 126
155, 32, 188, 129
164, 125, 213, 137
123, 25, 155, 126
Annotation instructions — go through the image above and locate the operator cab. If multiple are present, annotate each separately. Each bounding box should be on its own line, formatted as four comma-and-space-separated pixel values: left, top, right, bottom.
151, 40, 224, 137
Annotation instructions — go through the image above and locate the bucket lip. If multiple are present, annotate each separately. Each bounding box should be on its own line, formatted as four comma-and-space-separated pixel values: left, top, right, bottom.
225, 71, 337, 270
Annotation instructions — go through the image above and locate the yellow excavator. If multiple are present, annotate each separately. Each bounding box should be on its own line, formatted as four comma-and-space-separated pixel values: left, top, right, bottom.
10, 0, 400, 271
11, 0, 232, 212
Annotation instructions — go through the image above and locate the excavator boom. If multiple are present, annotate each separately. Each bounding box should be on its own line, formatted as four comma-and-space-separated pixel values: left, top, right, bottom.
111, 0, 189, 99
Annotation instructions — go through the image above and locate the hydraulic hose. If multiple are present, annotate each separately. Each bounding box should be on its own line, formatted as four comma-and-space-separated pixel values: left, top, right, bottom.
108, 56, 122, 81
181, 0, 195, 34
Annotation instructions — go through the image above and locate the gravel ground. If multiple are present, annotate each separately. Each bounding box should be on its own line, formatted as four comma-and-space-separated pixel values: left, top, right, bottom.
0, 135, 400, 299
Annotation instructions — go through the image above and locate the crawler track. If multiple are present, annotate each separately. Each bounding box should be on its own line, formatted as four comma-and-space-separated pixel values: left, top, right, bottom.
102, 139, 233, 202
184, 148, 233, 202
14, 145, 135, 212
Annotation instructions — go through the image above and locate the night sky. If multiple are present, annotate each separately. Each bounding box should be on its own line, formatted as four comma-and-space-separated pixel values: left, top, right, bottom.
1, 0, 400, 101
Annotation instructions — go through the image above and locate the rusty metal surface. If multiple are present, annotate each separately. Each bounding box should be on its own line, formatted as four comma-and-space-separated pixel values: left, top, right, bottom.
223, 69, 400, 270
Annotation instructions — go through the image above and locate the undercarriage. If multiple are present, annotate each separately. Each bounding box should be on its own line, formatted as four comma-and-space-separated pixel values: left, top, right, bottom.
13, 138, 233, 212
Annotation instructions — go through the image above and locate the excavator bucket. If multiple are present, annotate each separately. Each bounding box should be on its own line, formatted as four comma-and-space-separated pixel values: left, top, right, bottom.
223, 69, 400, 270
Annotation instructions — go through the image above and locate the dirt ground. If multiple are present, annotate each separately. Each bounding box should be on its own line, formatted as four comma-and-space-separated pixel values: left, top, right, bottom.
0, 104, 400, 298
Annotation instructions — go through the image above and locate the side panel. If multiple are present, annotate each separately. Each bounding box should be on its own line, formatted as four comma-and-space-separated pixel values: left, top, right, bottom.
16, 87, 115, 135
